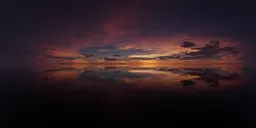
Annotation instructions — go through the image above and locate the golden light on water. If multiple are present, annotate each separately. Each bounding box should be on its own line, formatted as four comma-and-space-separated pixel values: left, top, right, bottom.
36, 60, 245, 92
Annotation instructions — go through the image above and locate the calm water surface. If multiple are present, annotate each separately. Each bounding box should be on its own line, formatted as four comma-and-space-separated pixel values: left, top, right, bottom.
1, 64, 255, 127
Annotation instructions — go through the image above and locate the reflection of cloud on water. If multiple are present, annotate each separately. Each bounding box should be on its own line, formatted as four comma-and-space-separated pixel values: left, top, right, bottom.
124, 67, 242, 89
170, 68, 241, 87
38, 65, 244, 91
79, 68, 150, 84
42, 68, 82, 73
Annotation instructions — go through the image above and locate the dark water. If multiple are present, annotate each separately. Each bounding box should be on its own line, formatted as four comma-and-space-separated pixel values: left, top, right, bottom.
1, 65, 255, 127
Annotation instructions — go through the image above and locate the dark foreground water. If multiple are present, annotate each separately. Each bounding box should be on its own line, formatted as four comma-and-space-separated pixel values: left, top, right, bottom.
1, 65, 256, 127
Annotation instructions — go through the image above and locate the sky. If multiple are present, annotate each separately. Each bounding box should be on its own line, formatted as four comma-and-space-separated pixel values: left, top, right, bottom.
1, 0, 256, 69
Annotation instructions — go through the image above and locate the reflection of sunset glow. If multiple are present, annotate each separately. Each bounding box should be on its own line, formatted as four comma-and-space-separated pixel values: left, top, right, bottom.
50, 71, 80, 79
122, 67, 244, 92
35, 25, 245, 92
37, 62, 245, 92
126, 69, 201, 85
129, 70, 171, 74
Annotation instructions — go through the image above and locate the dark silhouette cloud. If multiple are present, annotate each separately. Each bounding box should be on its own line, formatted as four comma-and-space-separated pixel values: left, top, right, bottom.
79, 44, 152, 60
133, 40, 241, 61
81, 44, 117, 52
220, 47, 239, 54
130, 57, 154, 60
43, 47, 56, 51
181, 40, 239, 60
113, 54, 121, 57
209, 40, 220, 47
181, 55, 220, 60
104, 57, 117, 61
181, 41, 195, 48
157, 54, 181, 60
43, 68, 81, 72
158, 56, 169, 60
44, 41, 241, 62
84, 55, 94, 58
44, 55, 81, 60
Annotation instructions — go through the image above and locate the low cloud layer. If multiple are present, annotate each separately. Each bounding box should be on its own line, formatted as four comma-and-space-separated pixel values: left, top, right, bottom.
43, 54, 81, 60
43, 40, 241, 62
154, 40, 239, 60
181, 40, 239, 60
79, 44, 152, 60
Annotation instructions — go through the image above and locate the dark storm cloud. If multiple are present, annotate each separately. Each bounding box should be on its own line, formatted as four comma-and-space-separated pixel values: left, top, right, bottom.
79, 44, 152, 59
181, 41, 195, 48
